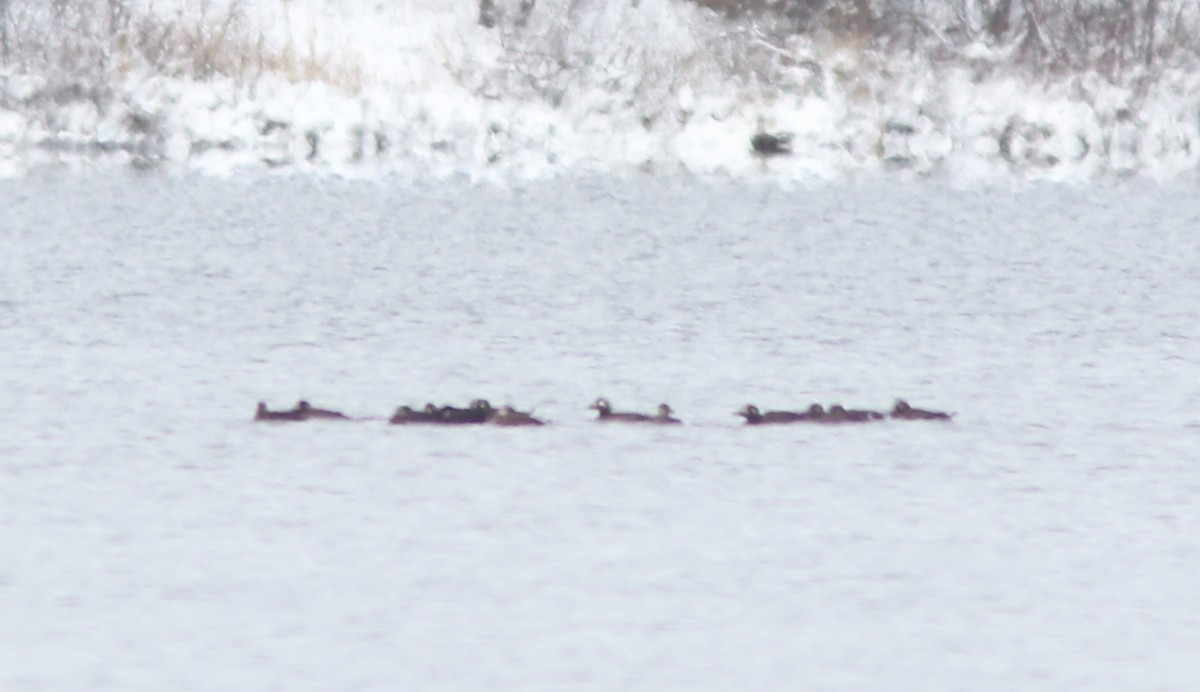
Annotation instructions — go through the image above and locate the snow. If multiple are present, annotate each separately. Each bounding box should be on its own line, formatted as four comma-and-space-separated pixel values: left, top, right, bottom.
1, 1, 1198, 181
2, 174, 1200, 689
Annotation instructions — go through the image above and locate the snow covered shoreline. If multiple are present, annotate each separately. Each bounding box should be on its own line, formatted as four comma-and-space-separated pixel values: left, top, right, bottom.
1, 0, 1198, 182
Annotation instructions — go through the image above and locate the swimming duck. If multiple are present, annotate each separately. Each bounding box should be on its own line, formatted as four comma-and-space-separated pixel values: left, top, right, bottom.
589, 398, 655, 422
294, 400, 350, 420
737, 404, 808, 424
490, 406, 545, 426
440, 399, 496, 424
255, 401, 305, 422
825, 404, 884, 423
854, 406, 886, 421
654, 403, 683, 425
890, 399, 952, 420
389, 404, 443, 424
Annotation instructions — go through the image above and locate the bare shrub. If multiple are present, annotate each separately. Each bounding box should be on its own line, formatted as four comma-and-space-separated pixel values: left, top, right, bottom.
0, 0, 362, 92
485, 1, 687, 107
689, 0, 876, 36
681, 0, 1200, 80
480, 0, 822, 113
479, 0, 537, 28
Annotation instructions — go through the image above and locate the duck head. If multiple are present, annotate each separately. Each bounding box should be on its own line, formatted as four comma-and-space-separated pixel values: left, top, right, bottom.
589, 398, 612, 414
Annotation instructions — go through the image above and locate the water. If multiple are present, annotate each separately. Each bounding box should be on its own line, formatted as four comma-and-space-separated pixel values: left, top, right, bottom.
2, 172, 1199, 689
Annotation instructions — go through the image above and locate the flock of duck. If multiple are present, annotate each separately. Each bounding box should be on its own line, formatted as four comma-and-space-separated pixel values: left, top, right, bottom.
255, 398, 951, 426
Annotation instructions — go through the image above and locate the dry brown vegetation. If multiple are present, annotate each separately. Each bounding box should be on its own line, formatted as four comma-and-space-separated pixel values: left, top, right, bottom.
0, 0, 362, 93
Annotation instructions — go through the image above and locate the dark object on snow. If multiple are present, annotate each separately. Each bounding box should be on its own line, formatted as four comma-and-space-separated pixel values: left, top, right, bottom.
479, 0, 535, 29
515, 0, 536, 27
479, 0, 497, 27
751, 131, 793, 156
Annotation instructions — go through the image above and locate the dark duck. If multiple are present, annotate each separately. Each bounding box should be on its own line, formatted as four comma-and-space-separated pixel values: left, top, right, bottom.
388, 403, 444, 424
589, 398, 654, 422
490, 406, 545, 426
736, 404, 809, 424
294, 400, 349, 420
439, 399, 496, 424
890, 399, 953, 420
254, 401, 304, 422
751, 117, 793, 157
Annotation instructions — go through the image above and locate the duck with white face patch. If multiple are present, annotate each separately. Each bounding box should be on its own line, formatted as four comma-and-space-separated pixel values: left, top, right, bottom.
590, 398, 681, 424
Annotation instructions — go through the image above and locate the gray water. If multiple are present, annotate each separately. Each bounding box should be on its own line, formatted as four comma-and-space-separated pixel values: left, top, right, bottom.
2, 172, 1199, 690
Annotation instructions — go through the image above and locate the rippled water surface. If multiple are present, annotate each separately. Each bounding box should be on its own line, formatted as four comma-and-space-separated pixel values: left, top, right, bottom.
2, 173, 1199, 690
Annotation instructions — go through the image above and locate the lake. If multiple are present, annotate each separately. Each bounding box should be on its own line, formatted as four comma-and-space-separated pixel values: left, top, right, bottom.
1, 171, 1198, 689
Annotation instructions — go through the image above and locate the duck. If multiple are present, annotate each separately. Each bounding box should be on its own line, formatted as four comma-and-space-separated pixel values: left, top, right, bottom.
653, 403, 683, 425
440, 399, 496, 424
751, 116, 793, 157
589, 398, 655, 422
255, 401, 305, 422
736, 404, 808, 424
294, 400, 350, 420
824, 404, 885, 423
804, 403, 827, 421
853, 406, 886, 421
389, 403, 443, 424
490, 406, 545, 426
890, 399, 953, 420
